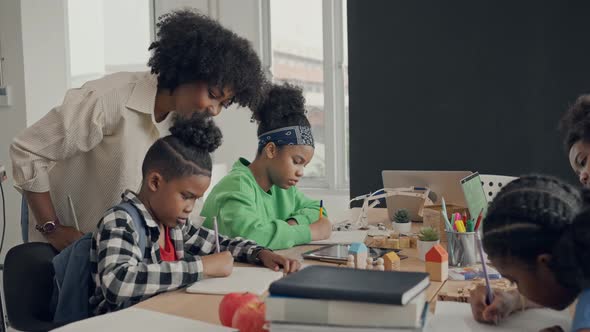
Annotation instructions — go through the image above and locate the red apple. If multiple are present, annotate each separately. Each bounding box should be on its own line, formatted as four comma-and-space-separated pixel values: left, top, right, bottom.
232, 301, 267, 332
218, 292, 259, 327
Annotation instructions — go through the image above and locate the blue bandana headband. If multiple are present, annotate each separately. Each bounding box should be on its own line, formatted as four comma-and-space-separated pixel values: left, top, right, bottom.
258, 126, 315, 150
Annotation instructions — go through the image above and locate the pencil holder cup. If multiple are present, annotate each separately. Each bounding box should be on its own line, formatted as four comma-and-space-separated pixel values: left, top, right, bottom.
445, 231, 480, 267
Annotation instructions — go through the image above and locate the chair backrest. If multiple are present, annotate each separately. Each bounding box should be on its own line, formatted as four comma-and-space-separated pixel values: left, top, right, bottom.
21, 196, 29, 242
4, 242, 62, 331
479, 174, 518, 202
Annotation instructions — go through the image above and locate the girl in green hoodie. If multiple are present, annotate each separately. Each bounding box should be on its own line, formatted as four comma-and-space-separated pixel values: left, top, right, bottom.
201, 84, 332, 250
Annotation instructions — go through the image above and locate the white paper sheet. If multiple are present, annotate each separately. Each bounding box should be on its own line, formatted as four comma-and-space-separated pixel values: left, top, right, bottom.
52, 307, 236, 331
425, 301, 571, 332
185, 266, 284, 295
309, 230, 368, 245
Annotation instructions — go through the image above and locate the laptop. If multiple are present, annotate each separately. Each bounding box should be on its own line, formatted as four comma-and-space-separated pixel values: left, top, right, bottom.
381, 170, 472, 222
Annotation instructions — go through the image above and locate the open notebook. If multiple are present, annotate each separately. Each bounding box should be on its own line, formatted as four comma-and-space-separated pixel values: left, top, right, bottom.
53, 307, 236, 331
426, 302, 571, 332
186, 266, 284, 295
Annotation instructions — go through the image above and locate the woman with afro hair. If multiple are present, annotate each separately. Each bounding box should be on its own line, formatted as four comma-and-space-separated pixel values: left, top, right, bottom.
10, 9, 266, 251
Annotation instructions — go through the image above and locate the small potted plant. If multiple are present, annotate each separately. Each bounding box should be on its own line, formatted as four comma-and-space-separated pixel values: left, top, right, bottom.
417, 226, 440, 261
392, 209, 412, 234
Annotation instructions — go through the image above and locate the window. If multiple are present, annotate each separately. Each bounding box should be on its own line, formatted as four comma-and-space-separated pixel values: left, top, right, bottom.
66, 0, 154, 88
270, 0, 325, 180
265, 0, 349, 190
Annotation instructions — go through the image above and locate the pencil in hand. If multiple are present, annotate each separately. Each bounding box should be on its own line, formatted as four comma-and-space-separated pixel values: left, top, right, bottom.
213, 216, 221, 253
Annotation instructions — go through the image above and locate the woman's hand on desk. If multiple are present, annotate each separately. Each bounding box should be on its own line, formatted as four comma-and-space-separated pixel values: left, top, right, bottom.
46, 225, 84, 251
257, 250, 301, 274
469, 285, 521, 324
309, 217, 332, 241
202, 251, 234, 277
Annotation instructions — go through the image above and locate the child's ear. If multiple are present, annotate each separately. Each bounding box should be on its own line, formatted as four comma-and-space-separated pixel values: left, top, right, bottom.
147, 171, 164, 192
264, 142, 278, 159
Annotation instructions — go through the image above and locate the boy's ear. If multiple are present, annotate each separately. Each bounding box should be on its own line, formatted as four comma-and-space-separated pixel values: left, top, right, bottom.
146, 171, 164, 192
264, 142, 278, 159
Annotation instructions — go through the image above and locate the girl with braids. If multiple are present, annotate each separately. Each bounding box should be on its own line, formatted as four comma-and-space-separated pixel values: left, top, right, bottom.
200, 84, 332, 250
469, 175, 590, 332
89, 114, 299, 315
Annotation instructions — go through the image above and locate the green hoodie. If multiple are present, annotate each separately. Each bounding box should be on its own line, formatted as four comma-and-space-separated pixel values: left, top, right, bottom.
201, 158, 325, 250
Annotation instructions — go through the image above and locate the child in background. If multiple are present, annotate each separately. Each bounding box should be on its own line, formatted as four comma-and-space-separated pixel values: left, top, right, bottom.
560, 94, 590, 189
201, 84, 332, 250
469, 175, 590, 332
90, 114, 300, 315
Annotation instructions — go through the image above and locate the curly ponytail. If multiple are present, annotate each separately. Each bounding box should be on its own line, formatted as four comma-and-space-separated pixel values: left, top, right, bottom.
141, 113, 222, 180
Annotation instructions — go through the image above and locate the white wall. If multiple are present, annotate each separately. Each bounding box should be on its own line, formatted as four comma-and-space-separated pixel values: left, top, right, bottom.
68, 0, 152, 88
154, 0, 211, 18
67, 0, 105, 78
103, 0, 152, 69
0, 0, 28, 260
20, 0, 70, 125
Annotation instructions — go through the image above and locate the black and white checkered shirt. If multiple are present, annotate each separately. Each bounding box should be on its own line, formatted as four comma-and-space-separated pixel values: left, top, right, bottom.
89, 190, 265, 315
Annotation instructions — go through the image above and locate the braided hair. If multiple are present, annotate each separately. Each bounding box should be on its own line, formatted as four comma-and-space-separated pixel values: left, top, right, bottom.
482, 175, 590, 291
141, 113, 222, 180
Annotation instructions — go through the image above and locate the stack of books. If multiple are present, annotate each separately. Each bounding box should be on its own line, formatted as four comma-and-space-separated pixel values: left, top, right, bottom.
266, 265, 430, 332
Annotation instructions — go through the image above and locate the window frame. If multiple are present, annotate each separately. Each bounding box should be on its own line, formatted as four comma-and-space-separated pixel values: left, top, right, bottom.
260, 0, 349, 191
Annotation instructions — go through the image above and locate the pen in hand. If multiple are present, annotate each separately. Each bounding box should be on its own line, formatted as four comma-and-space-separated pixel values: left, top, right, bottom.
213, 216, 220, 253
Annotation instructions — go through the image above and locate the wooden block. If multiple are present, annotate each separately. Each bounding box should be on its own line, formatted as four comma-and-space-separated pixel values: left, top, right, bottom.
425, 244, 448, 263
437, 279, 516, 302
356, 251, 367, 269
386, 238, 400, 249
383, 252, 401, 271
348, 242, 368, 269
399, 236, 410, 248
409, 236, 418, 249
425, 261, 448, 282
369, 236, 388, 248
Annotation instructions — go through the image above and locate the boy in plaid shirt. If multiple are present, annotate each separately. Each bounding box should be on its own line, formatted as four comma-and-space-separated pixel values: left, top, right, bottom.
90, 114, 300, 314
